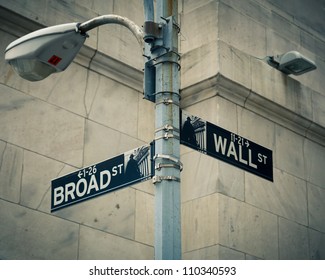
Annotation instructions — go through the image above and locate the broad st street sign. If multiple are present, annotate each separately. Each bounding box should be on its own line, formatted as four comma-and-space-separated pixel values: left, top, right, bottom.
51, 144, 154, 212
180, 110, 273, 181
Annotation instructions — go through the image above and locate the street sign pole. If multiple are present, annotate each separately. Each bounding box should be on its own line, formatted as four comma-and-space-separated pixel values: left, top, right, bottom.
152, 0, 181, 260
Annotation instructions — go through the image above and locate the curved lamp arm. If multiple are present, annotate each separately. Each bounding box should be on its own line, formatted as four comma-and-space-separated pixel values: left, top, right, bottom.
79, 15, 144, 50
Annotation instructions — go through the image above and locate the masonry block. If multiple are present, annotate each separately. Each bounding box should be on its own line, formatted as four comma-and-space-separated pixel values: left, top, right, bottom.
278, 218, 309, 259
245, 169, 308, 225
308, 183, 325, 233
79, 225, 153, 259
218, 194, 278, 259
0, 85, 84, 167
0, 200, 79, 259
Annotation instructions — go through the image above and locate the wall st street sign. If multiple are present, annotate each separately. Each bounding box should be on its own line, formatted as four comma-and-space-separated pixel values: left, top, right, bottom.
51, 144, 154, 212
180, 110, 273, 181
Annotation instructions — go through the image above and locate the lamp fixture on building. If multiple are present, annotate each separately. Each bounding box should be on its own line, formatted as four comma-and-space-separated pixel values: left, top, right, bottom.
266, 51, 317, 75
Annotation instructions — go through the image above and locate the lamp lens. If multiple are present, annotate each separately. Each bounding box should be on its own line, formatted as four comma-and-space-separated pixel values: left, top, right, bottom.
286, 60, 314, 74
9, 58, 56, 81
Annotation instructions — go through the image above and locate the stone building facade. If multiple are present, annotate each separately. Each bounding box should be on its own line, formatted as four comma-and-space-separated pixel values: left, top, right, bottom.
0, 0, 324, 259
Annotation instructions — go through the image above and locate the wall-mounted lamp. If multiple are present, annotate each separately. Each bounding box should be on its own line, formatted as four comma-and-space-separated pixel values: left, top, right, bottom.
266, 51, 317, 75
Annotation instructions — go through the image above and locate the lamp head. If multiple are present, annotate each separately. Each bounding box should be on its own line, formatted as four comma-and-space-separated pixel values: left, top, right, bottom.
266, 51, 317, 76
278, 51, 317, 75
5, 23, 87, 81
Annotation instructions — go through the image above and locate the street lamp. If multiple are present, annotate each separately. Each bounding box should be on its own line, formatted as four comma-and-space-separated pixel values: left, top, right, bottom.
5, 15, 144, 81
5, 0, 181, 260
5, 23, 87, 81
266, 51, 317, 75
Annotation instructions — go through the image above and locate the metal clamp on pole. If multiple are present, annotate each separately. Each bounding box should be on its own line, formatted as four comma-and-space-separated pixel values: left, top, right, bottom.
155, 124, 180, 134
155, 163, 182, 171
155, 133, 179, 141
155, 98, 180, 106
154, 124, 180, 140
153, 154, 183, 171
151, 52, 181, 70
153, 90, 181, 99
152, 175, 181, 184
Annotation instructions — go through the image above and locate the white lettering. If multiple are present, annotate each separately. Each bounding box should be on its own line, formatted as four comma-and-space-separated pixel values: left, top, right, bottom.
54, 186, 64, 206
249, 149, 258, 169
258, 153, 267, 164
238, 145, 248, 165
65, 182, 76, 202
53, 169, 115, 208
76, 178, 87, 197
263, 155, 267, 164
213, 133, 227, 155
100, 170, 111, 189
227, 141, 238, 161
87, 175, 99, 194
112, 164, 124, 176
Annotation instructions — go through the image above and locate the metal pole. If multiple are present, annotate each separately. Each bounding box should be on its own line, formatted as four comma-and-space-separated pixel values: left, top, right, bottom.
152, 0, 181, 260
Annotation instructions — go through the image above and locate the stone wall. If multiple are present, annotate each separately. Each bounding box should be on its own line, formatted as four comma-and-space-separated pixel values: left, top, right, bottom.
180, 0, 325, 259
0, 0, 324, 259
0, 0, 154, 259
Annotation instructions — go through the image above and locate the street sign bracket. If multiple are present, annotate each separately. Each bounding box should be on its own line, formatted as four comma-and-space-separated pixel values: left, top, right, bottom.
155, 163, 183, 171
155, 133, 180, 141
155, 124, 180, 133
152, 175, 180, 184
153, 90, 180, 99
153, 154, 183, 171
155, 98, 178, 106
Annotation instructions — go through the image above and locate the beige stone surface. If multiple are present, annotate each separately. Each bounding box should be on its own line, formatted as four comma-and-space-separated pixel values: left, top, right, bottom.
304, 140, 325, 188
275, 125, 305, 179
245, 169, 308, 225
181, 41, 219, 90
279, 218, 309, 259
0, 142, 23, 203
183, 96, 238, 133
84, 119, 144, 166
182, 193, 219, 252
0, 199, 79, 259
308, 183, 325, 233
0, 85, 85, 167
312, 91, 325, 128
218, 40, 252, 91
218, 194, 278, 259
137, 96, 155, 142
79, 225, 153, 259
135, 190, 154, 246
183, 244, 245, 260
181, 151, 244, 203
309, 228, 325, 260
20, 150, 65, 210
218, 2, 267, 58
46, 63, 89, 116
88, 76, 140, 138
180, 1, 218, 53
0, 0, 324, 260
54, 187, 136, 240
237, 107, 275, 150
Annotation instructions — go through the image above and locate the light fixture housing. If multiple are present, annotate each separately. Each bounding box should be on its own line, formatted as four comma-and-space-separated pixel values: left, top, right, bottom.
5, 23, 87, 81
266, 51, 317, 75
